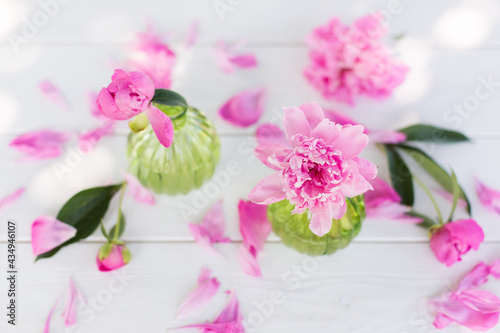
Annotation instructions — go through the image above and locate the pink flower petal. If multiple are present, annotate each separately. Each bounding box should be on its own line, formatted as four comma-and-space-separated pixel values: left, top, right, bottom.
254, 143, 290, 171
239, 200, 271, 253
283, 106, 311, 145
31, 216, 77, 256
214, 40, 257, 74
184, 21, 199, 48
43, 298, 60, 333
334, 124, 369, 160
78, 120, 115, 153
323, 109, 361, 127
39, 80, 70, 111
458, 262, 492, 291
96, 244, 129, 272
10, 130, 71, 162
311, 119, 342, 144
255, 123, 288, 146
238, 245, 262, 277
0, 188, 25, 210
369, 130, 406, 144
145, 105, 175, 148
188, 200, 230, 257
248, 172, 286, 205
177, 267, 220, 319
219, 88, 267, 127
87, 91, 102, 119
309, 208, 333, 237
62, 277, 86, 326
122, 171, 155, 205
298, 101, 325, 130
475, 177, 500, 216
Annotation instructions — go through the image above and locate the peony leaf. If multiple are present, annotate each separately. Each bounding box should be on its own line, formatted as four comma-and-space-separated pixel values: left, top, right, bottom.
398, 124, 469, 143
151, 89, 188, 116
447, 170, 460, 222
407, 211, 437, 229
36, 184, 122, 261
385, 145, 414, 206
394, 144, 471, 215
109, 215, 126, 239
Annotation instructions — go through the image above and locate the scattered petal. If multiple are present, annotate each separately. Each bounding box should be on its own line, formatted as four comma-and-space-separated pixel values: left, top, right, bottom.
177, 267, 220, 319
184, 21, 199, 48
122, 171, 156, 205
39, 80, 70, 111
10, 130, 71, 162
0, 188, 25, 210
78, 120, 115, 152
475, 177, 500, 216
214, 40, 257, 74
238, 245, 262, 277
219, 88, 266, 127
31, 216, 77, 256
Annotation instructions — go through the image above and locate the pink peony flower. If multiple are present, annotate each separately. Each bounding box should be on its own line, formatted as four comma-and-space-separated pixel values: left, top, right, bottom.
304, 13, 408, 105
365, 178, 421, 223
430, 261, 500, 331
249, 101, 377, 236
97, 69, 174, 148
430, 219, 484, 267
128, 25, 176, 89
96, 243, 131, 272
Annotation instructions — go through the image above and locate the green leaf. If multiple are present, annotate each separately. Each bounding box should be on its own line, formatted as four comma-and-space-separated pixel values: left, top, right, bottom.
36, 184, 122, 261
398, 124, 470, 143
151, 89, 188, 117
110, 214, 126, 239
406, 211, 437, 229
394, 144, 472, 215
447, 170, 460, 222
100, 220, 111, 242
385, 145, 414, 206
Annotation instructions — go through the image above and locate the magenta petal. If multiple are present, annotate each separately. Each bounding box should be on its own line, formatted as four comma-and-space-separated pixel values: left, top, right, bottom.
475, 178, 500, 215
446, 219, 484, 251
214, 40, 258, 73
459, 263, 492, 291
298, 101, 325, 130
335, 124, 369, 159
491, 259, 500, 279
177, 267, 220, 319
309, 208, 333, 237
0, 188, 25, 210
122, 170, 156, 205
248, 172, 286, 205
255, 123, 288, 146
97, 88, 130, 120
39, 80, 70, 111
96, 244, 127, 272
369, 130, 406, 144
219, 88, 267, 127
145, 105, 174, 148
10, 130, 71, 161
43, 298, 60, 333
31, 216, 77, 256
238, 245, 262, 277
238, 200, 271, 253
62, 277, 85, 327
283, 106, 311, 145
214, 290, 244, 325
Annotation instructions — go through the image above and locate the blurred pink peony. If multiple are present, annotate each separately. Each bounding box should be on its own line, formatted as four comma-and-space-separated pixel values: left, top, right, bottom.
304, 13, 408, 105
430, 219, 484, 267
249, 102, 377, 236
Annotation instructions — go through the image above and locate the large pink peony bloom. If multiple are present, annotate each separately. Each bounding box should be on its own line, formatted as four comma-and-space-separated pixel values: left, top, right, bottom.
430, 219, 484, 267
97, 69, 174, 148
249, 102, 377, 236
304, 14, 408, 105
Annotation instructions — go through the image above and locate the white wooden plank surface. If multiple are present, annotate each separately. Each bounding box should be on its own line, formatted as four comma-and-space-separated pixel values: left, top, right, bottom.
2, 1, 500, 332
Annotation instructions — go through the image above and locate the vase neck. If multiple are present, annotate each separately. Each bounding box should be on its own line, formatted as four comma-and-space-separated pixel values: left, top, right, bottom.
152, 102, 188, 130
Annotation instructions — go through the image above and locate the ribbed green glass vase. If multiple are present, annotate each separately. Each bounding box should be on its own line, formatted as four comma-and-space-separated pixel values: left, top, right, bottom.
127, 107, 220, 195
267, 195, 365, 256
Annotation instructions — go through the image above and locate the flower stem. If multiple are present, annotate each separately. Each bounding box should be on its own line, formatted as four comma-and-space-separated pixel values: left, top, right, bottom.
413, 176, 443, 225
113, 182, 127, 241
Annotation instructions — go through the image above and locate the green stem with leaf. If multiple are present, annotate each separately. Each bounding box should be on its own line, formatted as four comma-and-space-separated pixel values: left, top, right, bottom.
113, 182, 127, 241
412, 175, 444, 225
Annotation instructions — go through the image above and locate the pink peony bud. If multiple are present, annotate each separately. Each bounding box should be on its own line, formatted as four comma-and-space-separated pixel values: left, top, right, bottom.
96, 243, 131, 272
430, 219, 484, 267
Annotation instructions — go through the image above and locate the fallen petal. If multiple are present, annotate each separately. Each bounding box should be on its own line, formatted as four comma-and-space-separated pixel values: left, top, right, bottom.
121, 171, 156, 205
177, 267, 220, 319
219, 88, 266, 127
10, 130, 71, 162
0, 188, 25, 210
475, 177, 500, 216
39, 80, 70, 111
31, 216, 77, 256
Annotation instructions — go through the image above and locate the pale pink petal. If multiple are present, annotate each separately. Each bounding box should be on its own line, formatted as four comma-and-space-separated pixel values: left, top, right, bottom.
184, 21, 199, 48
0, 188, 25, 210
352, 156, 378, 181
238, 200, 271, 252
491, 259, 500, 279
62, 277, 84, 327
283, 106, 311, 145
335, 124, 369, 159
87, 91, 102, 118
10, 130, 71, 161
122, 170, 156, 205
256, 123, 288, 146
31, 216, 77, 256
254, 143, 290, 171
238, 245, 262, 277
177, 267, 220, 319
433, 188, 467, 209
214, 40, 257, 74
298, 101, 325, 130
145, 105, 174, 148
39, 80, 69, 111
219, 88, 267, 127
369, 130, 406, 144
188, 223, 221, 257
213, 290, 243, 325
43, 298, 60, 333
311, 119, 342, 144
341, 169, 373, 197
458, 263, 491, 291
323, 109, 361, 127
475, 178, 500, 215
248, 172, 286, 205
309, 208, 333, 237
78, 120, 115, 152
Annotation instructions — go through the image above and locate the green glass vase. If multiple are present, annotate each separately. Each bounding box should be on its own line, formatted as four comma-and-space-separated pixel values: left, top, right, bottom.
267, 195, 365, 256
127, 106, 220, 195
